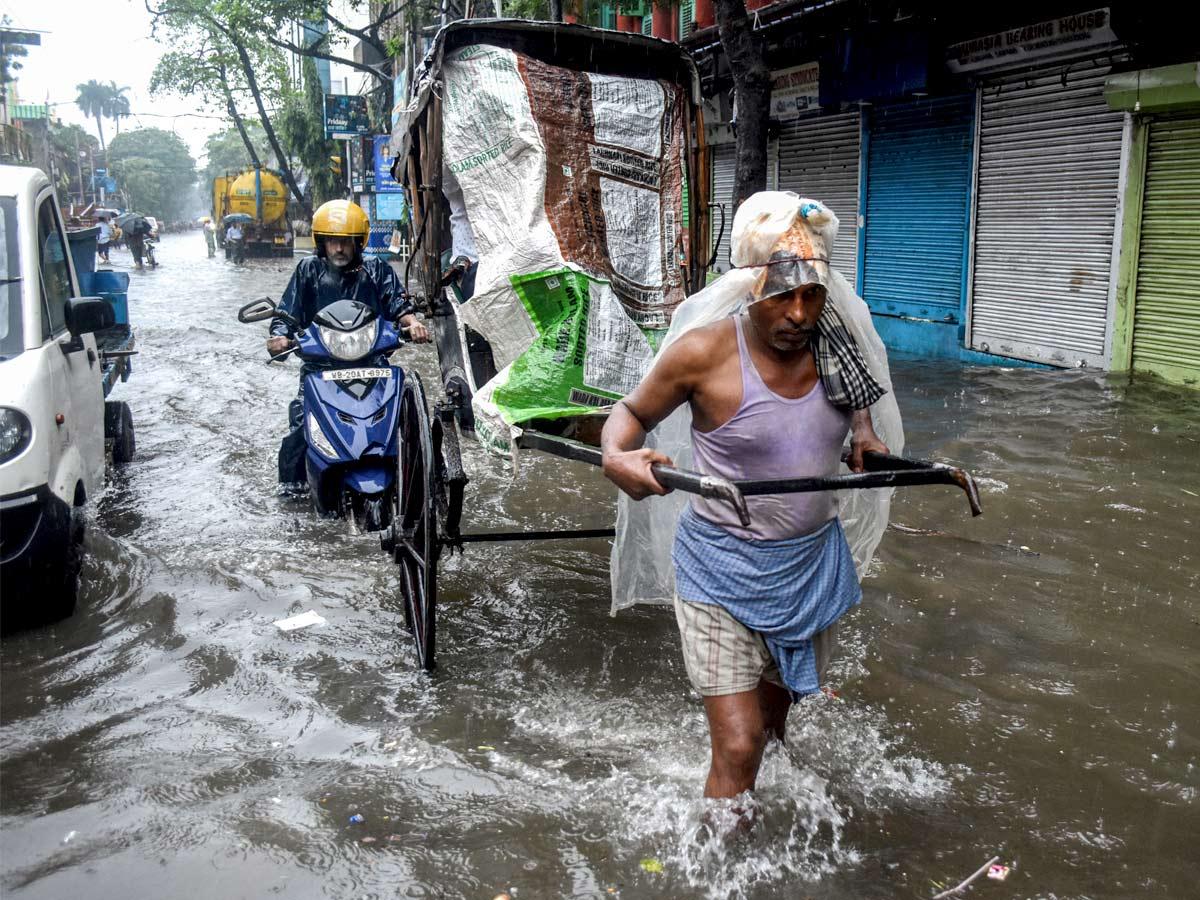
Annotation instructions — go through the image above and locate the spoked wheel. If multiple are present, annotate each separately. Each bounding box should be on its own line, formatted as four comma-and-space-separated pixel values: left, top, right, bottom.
393, 372, 439, 671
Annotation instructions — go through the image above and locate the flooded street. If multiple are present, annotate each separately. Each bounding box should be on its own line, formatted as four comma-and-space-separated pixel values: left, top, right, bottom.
1, 233, 1197, 899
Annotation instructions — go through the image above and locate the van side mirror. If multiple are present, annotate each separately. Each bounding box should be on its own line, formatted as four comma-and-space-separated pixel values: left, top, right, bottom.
65, 296, 116, 336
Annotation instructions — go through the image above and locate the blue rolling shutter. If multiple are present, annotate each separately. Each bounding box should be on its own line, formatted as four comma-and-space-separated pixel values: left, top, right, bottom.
862, 95, 975, 322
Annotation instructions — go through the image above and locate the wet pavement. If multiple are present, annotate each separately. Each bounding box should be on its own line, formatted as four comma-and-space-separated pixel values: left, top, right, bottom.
1, 233, 1197, 899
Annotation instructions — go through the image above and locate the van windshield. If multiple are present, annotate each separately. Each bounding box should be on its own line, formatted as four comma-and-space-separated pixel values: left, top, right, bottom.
0, 197, 22, 359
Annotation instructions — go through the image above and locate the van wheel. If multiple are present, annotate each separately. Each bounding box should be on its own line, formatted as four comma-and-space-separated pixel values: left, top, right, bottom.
45, 507, 84, 622
105, 401, 135, 465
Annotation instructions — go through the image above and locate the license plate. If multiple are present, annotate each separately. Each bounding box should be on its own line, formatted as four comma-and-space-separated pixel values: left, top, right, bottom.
321, 367, 390, 381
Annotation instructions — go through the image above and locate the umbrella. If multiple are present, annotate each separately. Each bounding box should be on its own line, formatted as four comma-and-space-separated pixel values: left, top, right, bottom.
115, 212, 150, 232
197, 216, 211, 224
223, 213, 253, 224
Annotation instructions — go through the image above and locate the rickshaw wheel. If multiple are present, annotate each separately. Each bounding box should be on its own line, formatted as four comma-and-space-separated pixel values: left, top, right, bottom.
394, 372, 438, 671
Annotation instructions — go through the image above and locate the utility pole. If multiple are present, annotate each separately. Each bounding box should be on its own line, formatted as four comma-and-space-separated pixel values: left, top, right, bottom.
41, 96, 51, 177
73, 128, 82, 205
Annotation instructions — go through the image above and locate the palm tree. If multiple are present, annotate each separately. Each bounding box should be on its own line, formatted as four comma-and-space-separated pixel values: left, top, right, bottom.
75, 79, 110, 156
108, 83, 131, 134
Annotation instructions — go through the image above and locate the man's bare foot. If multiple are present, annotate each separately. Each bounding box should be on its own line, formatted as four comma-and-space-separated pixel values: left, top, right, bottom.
700, 794, 760, 842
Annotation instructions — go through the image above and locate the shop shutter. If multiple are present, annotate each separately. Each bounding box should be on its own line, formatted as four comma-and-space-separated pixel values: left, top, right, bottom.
767, 136, 779, 191
710, 142, 736, 272
1131, 114, 1200, 384
707, 139, 776, 273
862, 95, 974, 320
776, 111, 861, 288
969, 66, 1124, 367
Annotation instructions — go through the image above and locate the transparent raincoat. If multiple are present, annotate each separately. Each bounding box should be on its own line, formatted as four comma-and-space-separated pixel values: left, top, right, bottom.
610, 192, 905, 613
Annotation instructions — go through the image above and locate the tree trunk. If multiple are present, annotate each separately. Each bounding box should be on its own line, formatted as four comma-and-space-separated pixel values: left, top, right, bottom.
713, 0, 770, 209
229, 33, 305, 204
218, 66, 262, 168
94, 113, 106, 157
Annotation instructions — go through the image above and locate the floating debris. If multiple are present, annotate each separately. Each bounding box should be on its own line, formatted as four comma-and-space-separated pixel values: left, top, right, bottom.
932, 855, 1000, 899
639, 858, 664, 874
273, 610, 327, 632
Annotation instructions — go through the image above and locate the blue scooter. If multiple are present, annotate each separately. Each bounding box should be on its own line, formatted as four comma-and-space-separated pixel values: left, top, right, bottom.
238, 296, 419, 533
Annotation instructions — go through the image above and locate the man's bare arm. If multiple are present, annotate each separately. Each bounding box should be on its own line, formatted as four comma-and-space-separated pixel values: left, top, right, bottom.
848, 407, 889, 472
600, 333, 707, 499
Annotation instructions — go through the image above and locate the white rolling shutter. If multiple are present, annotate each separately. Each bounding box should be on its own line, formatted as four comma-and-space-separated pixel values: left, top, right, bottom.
777, 111, 861, 288
708, 139, 777, 274
969, 64, 1125, 367
710, 143, 736, 272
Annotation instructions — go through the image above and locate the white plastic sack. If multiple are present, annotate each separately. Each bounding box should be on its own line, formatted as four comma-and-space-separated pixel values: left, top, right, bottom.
610, 192, 905, 613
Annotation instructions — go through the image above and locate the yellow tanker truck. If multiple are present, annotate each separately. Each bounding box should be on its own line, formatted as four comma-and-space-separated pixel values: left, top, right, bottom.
212, 167, 293, 258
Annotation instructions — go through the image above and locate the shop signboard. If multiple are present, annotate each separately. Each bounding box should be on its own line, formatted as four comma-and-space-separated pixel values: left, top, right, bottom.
770, 62, 820, 121
946, 8, 1117, 73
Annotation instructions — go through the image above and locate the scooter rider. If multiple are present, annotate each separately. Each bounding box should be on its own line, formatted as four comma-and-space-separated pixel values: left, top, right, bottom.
268, 199, 430, 488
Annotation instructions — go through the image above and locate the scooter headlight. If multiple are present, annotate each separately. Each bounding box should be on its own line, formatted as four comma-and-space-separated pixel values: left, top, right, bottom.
307, 412, 338, 459
318, 320, 379, 362
0, 408, 32, 463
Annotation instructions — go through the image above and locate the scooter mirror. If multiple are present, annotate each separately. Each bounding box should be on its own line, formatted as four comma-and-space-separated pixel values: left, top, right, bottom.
238, 297, 277, 323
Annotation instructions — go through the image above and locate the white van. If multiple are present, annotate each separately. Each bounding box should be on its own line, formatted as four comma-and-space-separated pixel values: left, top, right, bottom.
0, 166, 134, 625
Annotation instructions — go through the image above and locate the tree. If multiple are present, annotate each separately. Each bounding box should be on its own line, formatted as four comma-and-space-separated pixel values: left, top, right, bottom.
108, 127, 197, 221
147, 0, 304, 203
151, 44, 267, 175
49, 121, 99, 204
201, 122, 272, 184
243, 0, 403, 85
713, 0, 770, 208
1, 16, 29, 95
277, 57, 340, 208
75, 79, 112, 156
108, 83, 131, 134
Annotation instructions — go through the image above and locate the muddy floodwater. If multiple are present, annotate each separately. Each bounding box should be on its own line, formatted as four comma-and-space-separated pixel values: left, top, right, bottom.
2, 234, 1197, 899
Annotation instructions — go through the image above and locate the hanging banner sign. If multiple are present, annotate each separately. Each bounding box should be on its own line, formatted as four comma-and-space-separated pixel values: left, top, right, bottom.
324, 93, 371, 140
373, 136, 403, 192
945, 8, 1117, 73
770, 62, 820, 121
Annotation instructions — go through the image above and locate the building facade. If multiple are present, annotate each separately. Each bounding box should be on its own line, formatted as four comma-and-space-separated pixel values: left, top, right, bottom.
686, 2, 1199, 386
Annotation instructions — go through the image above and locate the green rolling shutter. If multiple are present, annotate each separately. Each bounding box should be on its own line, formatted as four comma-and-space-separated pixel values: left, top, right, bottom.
1131, 113, 1200, 386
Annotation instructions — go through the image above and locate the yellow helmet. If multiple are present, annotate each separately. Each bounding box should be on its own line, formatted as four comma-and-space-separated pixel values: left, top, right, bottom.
312, 199, 369, 242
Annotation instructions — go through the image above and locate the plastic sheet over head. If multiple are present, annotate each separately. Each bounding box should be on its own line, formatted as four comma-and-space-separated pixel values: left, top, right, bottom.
610, 191, 905, 613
